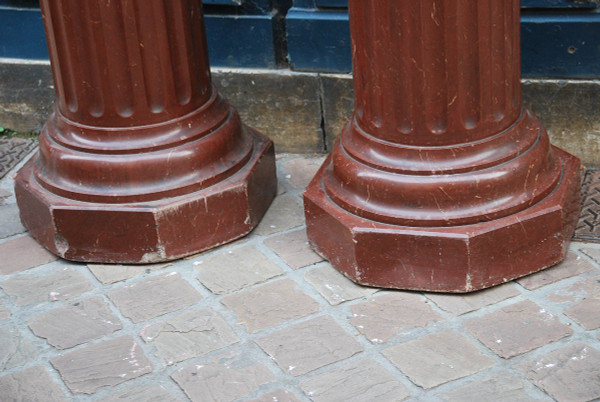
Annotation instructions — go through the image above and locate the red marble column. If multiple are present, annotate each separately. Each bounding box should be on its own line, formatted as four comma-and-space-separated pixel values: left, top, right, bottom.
15, 0, 277, 263
304, 0, 581, 292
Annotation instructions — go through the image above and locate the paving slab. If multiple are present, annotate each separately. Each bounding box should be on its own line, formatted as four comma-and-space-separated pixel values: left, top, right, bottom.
253, 195, 305, 236
248, 390, 300, 402
425, 283, 521, 316
281, 156, 326, 189
108, 272, 201, 323
171, 355, 274, 402
382, 331, 495, 389
28, 296, 122, 349
0, 203, 26, 239
437, 371, 542, 402
464, 300, 573, 358
564, 292, 600, 329
51, 336, 153, 394
517, 251, 595, 290
1, 267, 93, 306
264, 228, 323, 269
195, 246, 283, 294
141, 309, 240, 365
304, 263, 379, 305
349, 292, 442, 344
103, 385, 180, 402
0, 301, 10, 321
255, 315, 363, 377
0, 235, 57, 275
0, 325, 39, 371
300, 358, 410, 402
0, 366, 66, 402
221, 279, 320, 333
517, 343, 600, 402
87, 262, 171, 284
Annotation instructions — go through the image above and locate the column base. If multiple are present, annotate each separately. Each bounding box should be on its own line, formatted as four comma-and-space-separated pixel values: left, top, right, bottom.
304, 147, 581, 293
15, 129, 276, 264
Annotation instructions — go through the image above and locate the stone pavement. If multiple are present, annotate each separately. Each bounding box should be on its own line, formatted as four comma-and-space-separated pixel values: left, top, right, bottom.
1, 153, 600, 402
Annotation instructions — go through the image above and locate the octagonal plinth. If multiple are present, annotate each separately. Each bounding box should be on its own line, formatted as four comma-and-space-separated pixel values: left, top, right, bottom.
16, 128, 275, 263
305, 147, 580, 293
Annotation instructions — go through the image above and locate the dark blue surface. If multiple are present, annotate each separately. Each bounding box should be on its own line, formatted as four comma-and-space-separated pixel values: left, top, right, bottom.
0, 1, 278, 67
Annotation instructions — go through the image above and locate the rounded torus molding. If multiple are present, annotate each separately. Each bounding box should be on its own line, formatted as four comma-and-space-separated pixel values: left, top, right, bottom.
15, 0, 277, 263
304, 0, 581, 292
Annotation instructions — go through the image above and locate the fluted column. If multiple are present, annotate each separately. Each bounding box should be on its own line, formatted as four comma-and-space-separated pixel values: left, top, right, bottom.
15, 0, 277, 263
304, 0, 581, 292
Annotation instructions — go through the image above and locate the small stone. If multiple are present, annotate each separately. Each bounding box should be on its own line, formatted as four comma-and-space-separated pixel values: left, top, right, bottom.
87, 262, 171, 284
248, 390, 300, 402
51, 336, 153, 394
141, 309, 240, 364
282, 156, 326, 189
304, 263, 378, 305
300, 358, 409, 402
0, 203, 26, 239
349, 292, 442, 344
464, 300, 573, 358
253, 195, 304, 236
517, 343, 600, 402
108, 272, 201, 323
28, 296, 122, 349
517, 251, 594, 290
426, 283, 521, 315
564, 293, 600, 329
195, 246, 282, 294
255, 315, 363, 376
0, 366, 66, 401
1, 268, 93, 306
103, 385, 179, 402
172, 359, 274, 402
0, 301, 10, 321
0, 325, 39, 370
382, 331, 494, 389
0, 235, 57, 275
264, 228, 323, 269
437, 371, 538, 402
221, 279, 320, 333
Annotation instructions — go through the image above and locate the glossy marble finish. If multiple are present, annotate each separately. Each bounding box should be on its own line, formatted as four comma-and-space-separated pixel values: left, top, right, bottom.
304, 0, 581, 292
14, 0, 277, 263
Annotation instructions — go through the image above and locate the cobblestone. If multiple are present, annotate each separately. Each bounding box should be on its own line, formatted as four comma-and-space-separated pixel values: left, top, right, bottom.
108, 272, 201, 323
28, 296, 122, 349
0, 301, 10, 321
195, 246, 283, 294
300, 358, 409, 401
1, 267, 93, 306
349, 292, 442, 344
0, 235, 57, 274
382, 331, 495, 389
0, 203, 26, 239
464, 300, 573, 358
51, 336, 153, 394
255, 315, 363, 376
517, 343, 600, 402
304, 263, 378, 305
141, 309, 240, 364
221, 279, 320, 333
264, 228, 323, 269
248, 389, 300, 402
